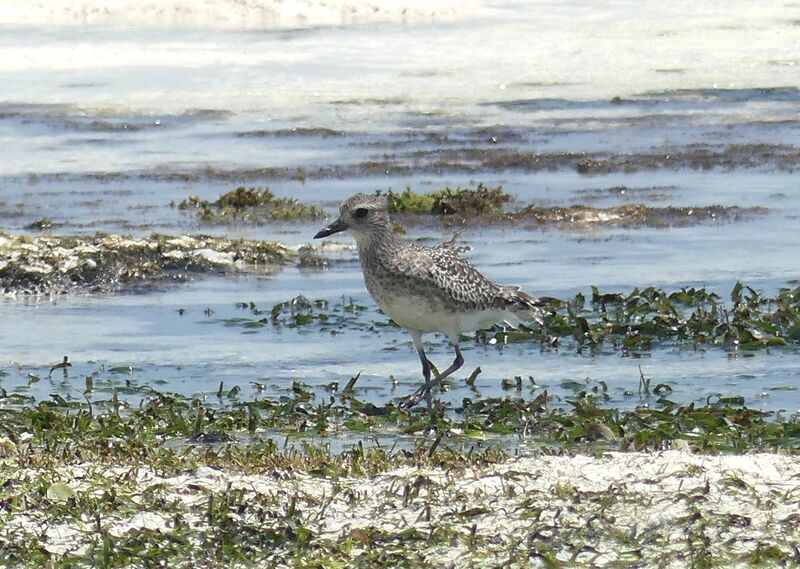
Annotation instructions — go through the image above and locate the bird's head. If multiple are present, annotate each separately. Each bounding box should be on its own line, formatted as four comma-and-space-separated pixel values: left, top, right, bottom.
314, 193, 391, 244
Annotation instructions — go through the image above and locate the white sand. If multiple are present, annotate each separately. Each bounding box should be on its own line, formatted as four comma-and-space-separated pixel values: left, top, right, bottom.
4, 449, 799, 567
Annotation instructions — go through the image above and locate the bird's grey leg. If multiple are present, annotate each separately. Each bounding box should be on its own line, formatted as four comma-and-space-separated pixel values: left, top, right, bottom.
403, 341, 464, 409
404, 330, 434, 409
424, 343, 463, 392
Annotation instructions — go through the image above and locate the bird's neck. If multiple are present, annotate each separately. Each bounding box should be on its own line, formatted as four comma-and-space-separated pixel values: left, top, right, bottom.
354, 224, 400, 260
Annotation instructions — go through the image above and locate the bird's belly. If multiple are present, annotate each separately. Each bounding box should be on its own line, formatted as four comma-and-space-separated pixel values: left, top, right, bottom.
377, 294, 513, 336
378, 294, 452, 332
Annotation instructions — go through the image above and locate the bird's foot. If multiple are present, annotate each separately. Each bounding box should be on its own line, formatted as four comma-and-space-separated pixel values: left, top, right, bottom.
400, 384, 429, 410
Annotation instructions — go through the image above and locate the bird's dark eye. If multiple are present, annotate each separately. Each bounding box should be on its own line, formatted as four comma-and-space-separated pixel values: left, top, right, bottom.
353, 207, 369, 219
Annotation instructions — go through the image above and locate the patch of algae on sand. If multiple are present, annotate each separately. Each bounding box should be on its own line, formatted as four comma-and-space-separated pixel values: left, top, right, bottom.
0, 232, 293, 295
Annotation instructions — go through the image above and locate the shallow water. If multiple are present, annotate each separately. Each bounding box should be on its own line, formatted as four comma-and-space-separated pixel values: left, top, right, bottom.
2, 0, 800, 415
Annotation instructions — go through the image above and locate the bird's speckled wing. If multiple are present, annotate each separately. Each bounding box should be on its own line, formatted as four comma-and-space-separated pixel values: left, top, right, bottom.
388, 242, 508, 311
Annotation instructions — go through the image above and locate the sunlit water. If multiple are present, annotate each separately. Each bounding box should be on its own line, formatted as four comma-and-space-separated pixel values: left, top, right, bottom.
2, 0, 799, 414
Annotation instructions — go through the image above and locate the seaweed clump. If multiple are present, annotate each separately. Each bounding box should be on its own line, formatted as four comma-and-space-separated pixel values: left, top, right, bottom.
382, 186, 764, 228
179, 187, 324, 223
476, 282, 800, 354
231, 284, 800, 353
0, 232, 293, 296
385, 184, 511, 217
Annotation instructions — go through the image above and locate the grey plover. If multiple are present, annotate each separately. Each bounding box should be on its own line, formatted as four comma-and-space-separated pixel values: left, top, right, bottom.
314, 193, 545, 408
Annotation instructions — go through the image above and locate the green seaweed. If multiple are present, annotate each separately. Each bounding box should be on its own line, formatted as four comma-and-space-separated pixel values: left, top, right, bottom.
384, 183, 511, 216
479, 283, 800, 352
384, 187, 437, 214
228, 284, 800, 353
178, 187, 324, 223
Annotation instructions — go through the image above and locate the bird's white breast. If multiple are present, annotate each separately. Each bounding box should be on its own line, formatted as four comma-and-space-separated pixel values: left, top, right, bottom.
378, 293, 517, 339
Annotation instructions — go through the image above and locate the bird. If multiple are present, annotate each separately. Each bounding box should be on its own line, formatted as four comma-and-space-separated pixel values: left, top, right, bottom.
314, 193, 546, 408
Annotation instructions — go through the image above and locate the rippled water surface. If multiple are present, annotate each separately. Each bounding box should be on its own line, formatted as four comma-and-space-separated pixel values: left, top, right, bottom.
2, 0, 800, 414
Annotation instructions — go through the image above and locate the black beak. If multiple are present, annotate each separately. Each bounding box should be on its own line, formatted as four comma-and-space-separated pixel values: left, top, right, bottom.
314, 218, 349, 239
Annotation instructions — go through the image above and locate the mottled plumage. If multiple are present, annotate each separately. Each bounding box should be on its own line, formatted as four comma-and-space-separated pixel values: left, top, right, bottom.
315, 193, 545, 408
